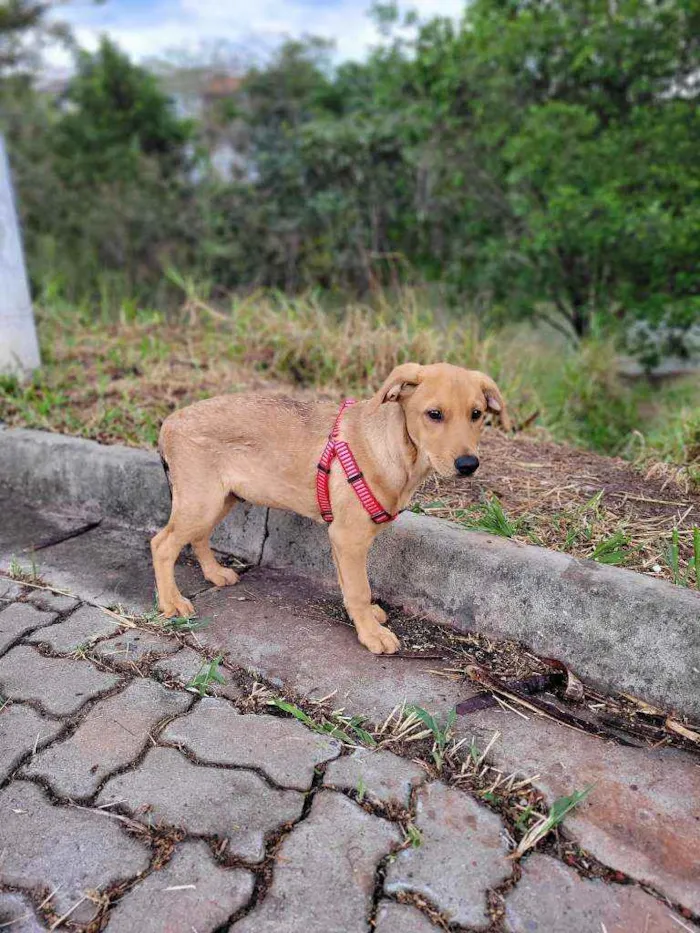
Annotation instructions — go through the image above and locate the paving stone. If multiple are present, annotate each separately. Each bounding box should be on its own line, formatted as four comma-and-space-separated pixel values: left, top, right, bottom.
504, 854, 700, 933
0, 892, 48, 933
384, 782, 512, 928
0, 499, 98, 570
26, 589, 79, 614
232, 791, 401, 933
24, 679, 191, 798
27, 604, 120, 652
375, 902, 437, 933
0, 577, 24, 601
152, 646, 208, 685
0, 703, 64, 781
325, 748, 426, 809
0, 645, 120, 715
464, 709, 700, 916
193, 569, 476, 722
92, 630, 180, 667
163, 697, 341, 790
33, 523, 209, 613
0, 602, 57, 653
97, 746, 304, 863
0, 782, 150, 924
106, 840, 254, 933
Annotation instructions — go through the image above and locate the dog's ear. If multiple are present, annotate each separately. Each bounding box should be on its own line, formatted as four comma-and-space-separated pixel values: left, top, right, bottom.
480, 374, 512, 431
370, 363, 423, 410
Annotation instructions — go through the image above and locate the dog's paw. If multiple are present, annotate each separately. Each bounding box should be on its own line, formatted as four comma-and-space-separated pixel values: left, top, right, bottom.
205, 566, 240, 587
358, 622, 400, 655
371, 604, 387, 625
160, 594, 195, 619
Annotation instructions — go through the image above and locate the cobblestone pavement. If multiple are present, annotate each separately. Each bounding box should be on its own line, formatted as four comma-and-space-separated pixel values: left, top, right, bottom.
1, 502, 699, 932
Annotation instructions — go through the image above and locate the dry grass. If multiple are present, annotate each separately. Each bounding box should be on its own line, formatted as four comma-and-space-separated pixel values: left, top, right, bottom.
414, 431, 700, 584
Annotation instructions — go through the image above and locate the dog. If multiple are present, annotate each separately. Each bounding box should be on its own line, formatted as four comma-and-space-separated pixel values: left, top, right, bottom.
151, 362, 510, 654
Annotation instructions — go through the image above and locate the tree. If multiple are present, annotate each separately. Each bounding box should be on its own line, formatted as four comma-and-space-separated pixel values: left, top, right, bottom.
455, 0, 700, 338
0, 0, 71, 76
352, 0, 700, 338
53, 37, 193, 183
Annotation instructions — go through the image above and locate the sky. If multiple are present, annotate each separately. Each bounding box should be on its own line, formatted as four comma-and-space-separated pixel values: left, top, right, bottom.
51, 0, 467, 68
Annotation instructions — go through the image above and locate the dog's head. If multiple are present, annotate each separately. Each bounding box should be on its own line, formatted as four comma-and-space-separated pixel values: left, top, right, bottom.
371, 362, 510, 478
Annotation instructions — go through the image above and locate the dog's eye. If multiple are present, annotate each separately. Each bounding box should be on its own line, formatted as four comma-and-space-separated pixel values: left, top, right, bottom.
471, 409, 482, 422
426, 409, 443, 422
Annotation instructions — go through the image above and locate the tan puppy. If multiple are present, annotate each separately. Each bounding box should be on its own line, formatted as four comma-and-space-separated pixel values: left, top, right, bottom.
152, 362, 510, 654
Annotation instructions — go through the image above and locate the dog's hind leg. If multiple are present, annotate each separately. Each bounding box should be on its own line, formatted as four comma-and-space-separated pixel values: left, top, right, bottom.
152, 488, 235, 618
190, 493, 240, 587
151, 518, 196, 619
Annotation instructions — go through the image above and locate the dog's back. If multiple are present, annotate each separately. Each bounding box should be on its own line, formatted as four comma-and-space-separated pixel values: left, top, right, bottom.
159, 393, 338, 515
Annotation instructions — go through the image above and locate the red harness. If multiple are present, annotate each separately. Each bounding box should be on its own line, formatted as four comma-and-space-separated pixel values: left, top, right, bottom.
316, 399, 396, 525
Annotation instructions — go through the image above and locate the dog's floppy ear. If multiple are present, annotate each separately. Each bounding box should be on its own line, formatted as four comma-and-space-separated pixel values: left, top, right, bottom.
370, 363, 423, 410
480, 374, 512, 431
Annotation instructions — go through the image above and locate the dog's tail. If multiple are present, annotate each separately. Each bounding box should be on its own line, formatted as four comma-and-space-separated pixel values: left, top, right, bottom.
159, 451, 173, 500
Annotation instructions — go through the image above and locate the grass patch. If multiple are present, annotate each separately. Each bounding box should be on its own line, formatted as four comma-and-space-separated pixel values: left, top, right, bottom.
8, 554, 41, 584
0, 291, 697, 469
161, 615, 211, 633
590, 530, 633, 566
269, 697, 378, 746
186, 655, 226, 697
453, 496, 526, 539
404, 824, 423, 848
511, 785, 594, 859
406, 706, 457, 773
664, 527, 700, 589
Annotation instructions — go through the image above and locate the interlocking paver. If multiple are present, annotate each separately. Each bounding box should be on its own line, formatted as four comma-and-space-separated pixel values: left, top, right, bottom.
92, 630, 180, 667
0, 703, 64, 781
504, 854, 700, 933
105, 840, 254, 933
0, 603, 57, 654
3, 500, 698, 933
0, 892, 48, 932
466, 709, 700, 916
151, 649, 245, 701
24, 679, 191, 798
375, 901, 438, 933
0, 645, 120, 715
152, 646, 208, 685
0, 579, 24, 602
384, 782, 512, 928
0, 782, 150, 924
97, 746, 304, 862
232, 791, 401, 933
163, 698, 342, 790
325, 748, 425, 809
26, 589, 79, 614
27, 604, 119, 652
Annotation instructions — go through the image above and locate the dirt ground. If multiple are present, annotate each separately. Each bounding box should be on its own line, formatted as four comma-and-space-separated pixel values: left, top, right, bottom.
418, 428, 699, 580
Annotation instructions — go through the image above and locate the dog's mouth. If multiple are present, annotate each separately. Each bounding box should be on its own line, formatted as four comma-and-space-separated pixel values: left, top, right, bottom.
428, 456, 460, 479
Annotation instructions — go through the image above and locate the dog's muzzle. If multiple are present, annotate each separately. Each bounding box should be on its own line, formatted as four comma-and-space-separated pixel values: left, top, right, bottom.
454, 455, 479, 476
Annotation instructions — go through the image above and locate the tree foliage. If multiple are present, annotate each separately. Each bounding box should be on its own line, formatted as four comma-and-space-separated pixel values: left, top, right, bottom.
207, 0, 699, 340
1, 0, 699, 346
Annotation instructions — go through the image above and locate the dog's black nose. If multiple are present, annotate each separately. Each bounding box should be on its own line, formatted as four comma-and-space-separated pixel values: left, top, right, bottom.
455, 455, 479, 476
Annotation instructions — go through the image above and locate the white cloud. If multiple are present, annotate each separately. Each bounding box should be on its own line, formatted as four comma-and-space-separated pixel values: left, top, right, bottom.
48, 0, 466, 68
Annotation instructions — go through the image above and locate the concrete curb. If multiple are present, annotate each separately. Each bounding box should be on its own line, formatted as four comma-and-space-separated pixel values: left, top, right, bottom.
1, 427, 698, 717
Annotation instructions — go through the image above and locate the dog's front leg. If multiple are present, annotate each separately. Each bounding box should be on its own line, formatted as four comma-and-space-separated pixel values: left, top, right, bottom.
328, 521, 400, 655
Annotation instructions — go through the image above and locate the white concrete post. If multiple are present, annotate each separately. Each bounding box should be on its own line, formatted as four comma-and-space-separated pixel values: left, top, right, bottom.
0, 134, 41, 378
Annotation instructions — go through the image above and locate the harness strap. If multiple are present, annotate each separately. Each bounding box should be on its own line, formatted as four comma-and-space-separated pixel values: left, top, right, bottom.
316, 399, 396, 525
